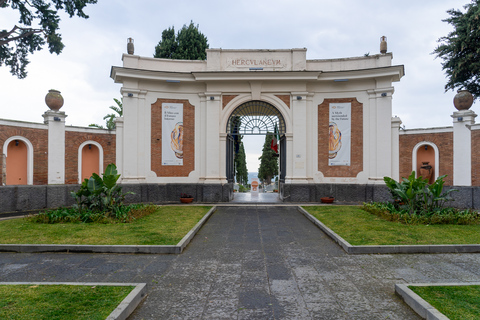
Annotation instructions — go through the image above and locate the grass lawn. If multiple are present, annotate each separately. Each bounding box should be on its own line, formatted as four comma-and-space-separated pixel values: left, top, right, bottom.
0, 284, 134, 320
409, 285, 480, 320
0, 206, 212, 245
303, 206, 480, 245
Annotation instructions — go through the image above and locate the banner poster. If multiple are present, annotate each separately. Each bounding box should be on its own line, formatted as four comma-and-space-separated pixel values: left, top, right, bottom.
162, 103, 184, 166
328, 103, 351, 166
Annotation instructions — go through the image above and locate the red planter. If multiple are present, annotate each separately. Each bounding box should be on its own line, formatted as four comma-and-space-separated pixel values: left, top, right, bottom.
320, 197, 335, 204
180, 198, 193, 203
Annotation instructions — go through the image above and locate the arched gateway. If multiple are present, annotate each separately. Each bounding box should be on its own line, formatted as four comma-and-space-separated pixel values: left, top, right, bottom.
225, 100, 287, 186
111, 47, 404, 202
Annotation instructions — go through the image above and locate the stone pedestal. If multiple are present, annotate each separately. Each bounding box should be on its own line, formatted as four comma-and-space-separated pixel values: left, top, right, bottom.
451, 110, 477, 186
42, 110, 67, 184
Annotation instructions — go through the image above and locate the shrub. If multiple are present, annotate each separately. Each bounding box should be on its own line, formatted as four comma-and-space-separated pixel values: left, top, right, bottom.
384, 172, 457, 215
29, 204, 157, 224
72, 163, 132, 217
363, 202, 480, 225
28, 164, 150, 224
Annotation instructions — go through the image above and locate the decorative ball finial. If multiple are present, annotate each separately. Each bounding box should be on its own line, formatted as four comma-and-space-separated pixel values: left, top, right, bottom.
380, 36, 387, 54
45, 89, 64, 111
453, 89, 474, 111
127, 38, 134, 55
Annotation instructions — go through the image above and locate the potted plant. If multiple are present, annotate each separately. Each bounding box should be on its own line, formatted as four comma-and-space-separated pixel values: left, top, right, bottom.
180, 193, 194, 203
320, 196, 335, 204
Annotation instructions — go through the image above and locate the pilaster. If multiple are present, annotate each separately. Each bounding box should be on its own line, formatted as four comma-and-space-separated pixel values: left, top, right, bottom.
391, 116, 402, 181
42, 110, 67, 184
451, 110, 477, 186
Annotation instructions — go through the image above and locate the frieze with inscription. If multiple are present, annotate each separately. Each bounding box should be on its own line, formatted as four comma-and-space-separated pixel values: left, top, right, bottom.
227, 58, 287, 69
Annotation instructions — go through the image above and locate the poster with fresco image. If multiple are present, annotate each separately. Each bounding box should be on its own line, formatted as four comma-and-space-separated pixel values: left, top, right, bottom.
162, 103, 183, 166
328, 103, 351, 166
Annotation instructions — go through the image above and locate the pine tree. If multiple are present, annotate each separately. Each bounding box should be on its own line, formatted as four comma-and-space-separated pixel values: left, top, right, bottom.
258, 134, 278, 185
433, 0, 480, 97
1, 0, 98, 79
154, 21, 208, 60
235, 141, 248, 185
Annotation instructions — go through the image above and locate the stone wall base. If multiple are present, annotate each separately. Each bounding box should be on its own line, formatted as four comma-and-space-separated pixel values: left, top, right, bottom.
0, 183, 478, 214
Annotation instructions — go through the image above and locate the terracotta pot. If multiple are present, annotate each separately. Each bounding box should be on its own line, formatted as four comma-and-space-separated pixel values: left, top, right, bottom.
321, 197, 335, 204
180, 198, 193, 203
127, 38, 134, 55
380, 36, 387, 54
453, 90, 473, 111
45, 89, 64, 111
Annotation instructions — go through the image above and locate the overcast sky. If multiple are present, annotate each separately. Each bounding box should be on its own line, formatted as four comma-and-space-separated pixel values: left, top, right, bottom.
1, 0, 475, 173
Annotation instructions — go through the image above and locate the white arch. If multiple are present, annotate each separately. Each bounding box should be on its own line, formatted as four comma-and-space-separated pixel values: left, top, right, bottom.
2, 136, 34, 185
78, 140, 104, 183
412, 141, 440, 180
220, 94, 292, 135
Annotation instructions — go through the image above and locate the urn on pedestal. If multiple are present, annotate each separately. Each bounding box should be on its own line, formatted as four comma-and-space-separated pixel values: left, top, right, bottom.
453, 89, 473, 111
45, 89, 64, 111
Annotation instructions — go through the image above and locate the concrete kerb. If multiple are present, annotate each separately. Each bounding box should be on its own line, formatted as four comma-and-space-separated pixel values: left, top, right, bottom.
0, 282, 147, 320
0, 207, 217, 254
395, 283, 480, 320
297, 206, 480, 254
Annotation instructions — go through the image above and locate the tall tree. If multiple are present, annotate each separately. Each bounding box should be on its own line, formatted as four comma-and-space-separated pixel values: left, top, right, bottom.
235, 140, 248, 186
154, 21, 208, 60
258, 134, 278, 185
433, 0, 480, 98
89, 98, 123, 130
0, 0, 97, 79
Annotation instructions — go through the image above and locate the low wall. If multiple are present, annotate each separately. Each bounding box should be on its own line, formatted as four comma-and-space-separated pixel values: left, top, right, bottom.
0, 183, 478, 214
280, 183, 480, 209
0, 183, 234, 214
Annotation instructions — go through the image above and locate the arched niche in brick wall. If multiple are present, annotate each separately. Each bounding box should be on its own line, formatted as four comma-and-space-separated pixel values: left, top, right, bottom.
412, 141, 439, 183
2, 136, 34, 185
78, 141, 104, 183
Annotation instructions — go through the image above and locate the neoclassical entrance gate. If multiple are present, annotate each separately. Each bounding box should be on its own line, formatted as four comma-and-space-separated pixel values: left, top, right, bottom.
225, 100, 286, 187
112, 47, 404, 203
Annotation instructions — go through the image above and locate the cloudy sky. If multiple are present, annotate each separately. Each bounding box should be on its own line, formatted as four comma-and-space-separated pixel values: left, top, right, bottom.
1, 0, 475, 172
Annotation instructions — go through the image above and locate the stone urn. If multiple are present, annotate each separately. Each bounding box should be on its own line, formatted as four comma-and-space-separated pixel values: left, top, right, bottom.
380, 36, 387, 54
45, 89, 64, 111
127, 38, 134, 55
419, 162, 433, 182
453, 89, 473, 111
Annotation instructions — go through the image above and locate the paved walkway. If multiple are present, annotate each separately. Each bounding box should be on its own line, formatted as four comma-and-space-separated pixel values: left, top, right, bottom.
2, 206, 480, 319
230, 192, 282, 203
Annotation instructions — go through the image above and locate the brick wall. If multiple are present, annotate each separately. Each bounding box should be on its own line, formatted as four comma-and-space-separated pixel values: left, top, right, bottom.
64, 131, 116, 184
0, 125, 48, 185
399, 132, 454, 185
222, 95, 238, 109
151, 99, 195, 177
1, 123, 116, 185
318, 98, 363, 177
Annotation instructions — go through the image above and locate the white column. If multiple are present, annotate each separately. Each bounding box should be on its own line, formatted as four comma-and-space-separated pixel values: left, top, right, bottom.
451, 110, 477, 186
391, 116, 402, 181
42, 110, 67, 184
204, 92, 223, 183
288, 92, 309, 183
367, 86, 394, 183
115, 116, 124, 177
120, 89, 147, 183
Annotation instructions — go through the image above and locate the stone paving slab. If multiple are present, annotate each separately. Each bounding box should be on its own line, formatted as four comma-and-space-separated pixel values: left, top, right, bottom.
1, 206, 480, 319
298, 206, 480, 254
0, 282, 146, 320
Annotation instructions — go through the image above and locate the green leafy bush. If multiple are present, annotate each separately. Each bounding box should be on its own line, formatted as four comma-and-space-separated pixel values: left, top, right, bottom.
363, 202, 480, 225
364, 172, 480, 225
30, 204, 157, 224
29, 164, 150, 224
72, 164, 132, 218
384, 172, 457, 215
